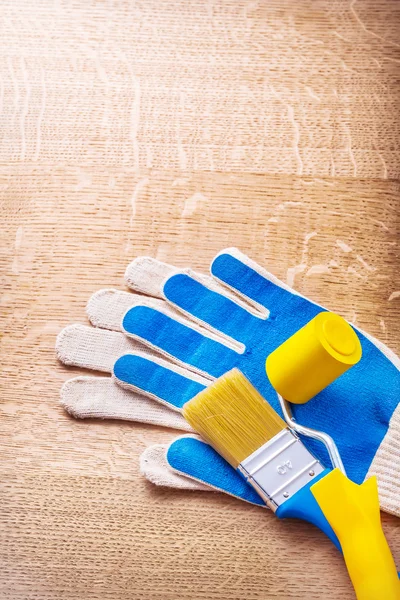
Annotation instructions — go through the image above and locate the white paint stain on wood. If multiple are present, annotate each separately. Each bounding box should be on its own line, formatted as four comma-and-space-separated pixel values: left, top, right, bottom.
182, 192, 207, 218
336, 239, 353, 253
373, 143, 388, 179
75, 170, 92, 191
367, 217, 389, 231
305, 86, 321, 102
388, 291, 400, 301
300, 231, 317, 264
350, 0, 400, 49
304, 231, 317, 244
347, 265, 364, 278
356, 255, 375, 272
277, 201, 304, 210
172, 178, 190, 187
270, 84, 303, 175
130, 178, 149, 219
306, 264, 330, 276
286, 231, 318, 286
286, 263, 306, 287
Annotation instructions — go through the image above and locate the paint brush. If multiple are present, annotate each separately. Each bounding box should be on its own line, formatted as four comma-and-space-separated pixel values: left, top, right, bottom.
183, 365, 399, 599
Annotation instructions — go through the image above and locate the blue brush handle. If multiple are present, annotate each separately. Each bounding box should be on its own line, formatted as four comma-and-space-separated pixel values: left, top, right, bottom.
275, 469, 341, 551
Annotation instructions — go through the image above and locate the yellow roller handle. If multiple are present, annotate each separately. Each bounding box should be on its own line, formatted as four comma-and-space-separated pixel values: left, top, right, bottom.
311, 469, 400, 600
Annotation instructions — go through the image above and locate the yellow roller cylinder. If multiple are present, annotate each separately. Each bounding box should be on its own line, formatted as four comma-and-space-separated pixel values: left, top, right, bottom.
265, 312, 362, 404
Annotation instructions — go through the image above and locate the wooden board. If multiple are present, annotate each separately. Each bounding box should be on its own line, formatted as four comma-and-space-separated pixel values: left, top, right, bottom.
1, 2, 399, 599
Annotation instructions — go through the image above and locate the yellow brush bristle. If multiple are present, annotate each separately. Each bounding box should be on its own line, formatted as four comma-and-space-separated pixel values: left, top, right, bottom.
183, 368, 287, 469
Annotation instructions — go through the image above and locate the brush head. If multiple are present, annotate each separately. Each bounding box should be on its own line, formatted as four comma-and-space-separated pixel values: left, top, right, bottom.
182, 368, 287, 469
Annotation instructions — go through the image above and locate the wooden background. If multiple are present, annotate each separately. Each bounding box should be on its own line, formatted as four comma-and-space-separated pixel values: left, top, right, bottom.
1, 1, 399, 598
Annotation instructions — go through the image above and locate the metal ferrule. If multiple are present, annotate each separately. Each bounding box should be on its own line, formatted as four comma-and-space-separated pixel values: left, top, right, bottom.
238, 429, 325, 512
277, 394, 346, 475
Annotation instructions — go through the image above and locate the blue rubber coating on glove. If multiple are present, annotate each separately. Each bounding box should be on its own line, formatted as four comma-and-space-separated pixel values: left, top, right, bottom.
164, 273, 258, 343
211, 253, 298, 313
114, 354, 206, 408
161, 252, 400, 484
123, 305, 238, 377
167, 437, 265, 506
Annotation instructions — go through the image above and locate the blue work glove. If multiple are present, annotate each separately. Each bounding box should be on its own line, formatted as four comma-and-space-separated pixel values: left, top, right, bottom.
56, 256, 266, 506
115, 248, 400, 516
57, 249, 400, 515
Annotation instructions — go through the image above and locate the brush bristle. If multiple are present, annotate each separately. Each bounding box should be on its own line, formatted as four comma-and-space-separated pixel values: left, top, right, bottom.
182, 368, 286, 469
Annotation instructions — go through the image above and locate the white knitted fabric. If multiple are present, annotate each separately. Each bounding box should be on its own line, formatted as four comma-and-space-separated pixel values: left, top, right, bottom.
140, 441, 209, 490
57, 250, 400, 514
56, 257, 246, 493
61, 376, 191, 431
139, 436, 267, 505
87, 289, 169, 332
367, 404, 400, 517
124, 256, 178, 299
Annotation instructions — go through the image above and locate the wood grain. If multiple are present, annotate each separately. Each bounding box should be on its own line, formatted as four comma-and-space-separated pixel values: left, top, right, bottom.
0, 1, 399, 599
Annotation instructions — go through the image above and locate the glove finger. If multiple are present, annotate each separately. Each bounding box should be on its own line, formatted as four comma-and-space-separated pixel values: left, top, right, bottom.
122, 306, 239, 378
367, 404, 400, 517
125, 256, 226, 295
113, 353, 210, 410
211, 247, 314, 316
57, 324, 211, 411
56, 324, 139, 372
124, 256, 181, 297
126, 255, 259, 313
163, 273, 265, 346
165, 436, 265, 506
124, 256, 258, 337
61, 376, 192, 431
56, 322, 194, 376
87, 287, 222, 336
86, 288, 177, 332
140, 443, 210, 490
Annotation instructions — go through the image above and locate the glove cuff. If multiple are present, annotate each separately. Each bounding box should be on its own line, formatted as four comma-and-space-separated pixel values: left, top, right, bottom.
367, 402, 400, 517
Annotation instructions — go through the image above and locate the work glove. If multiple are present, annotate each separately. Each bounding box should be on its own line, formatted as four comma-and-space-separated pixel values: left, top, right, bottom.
56, 256, 265, 506
57, 249, 400, 516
